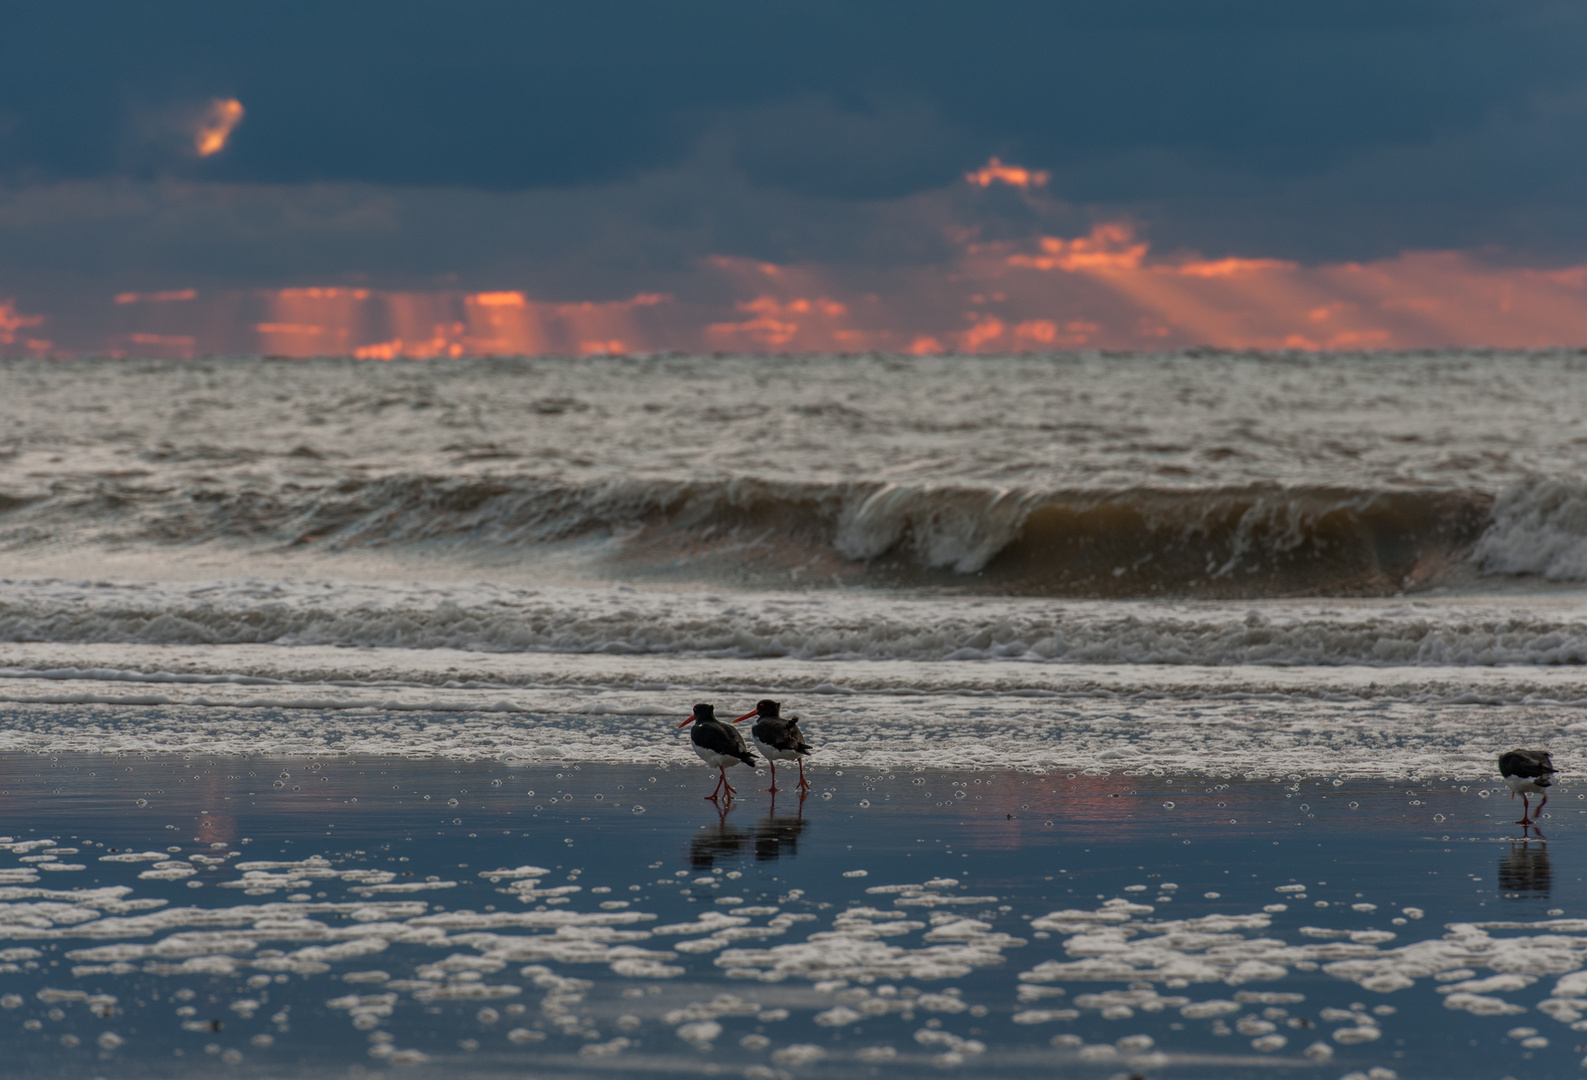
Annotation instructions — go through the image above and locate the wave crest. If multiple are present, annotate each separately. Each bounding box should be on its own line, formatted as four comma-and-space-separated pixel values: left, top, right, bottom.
0, 471, 1502, 597
1474, 478, 1587, 581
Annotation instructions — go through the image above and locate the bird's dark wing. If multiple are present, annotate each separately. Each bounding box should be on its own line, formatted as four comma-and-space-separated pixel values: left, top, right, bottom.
695, 719, 759, 765
1499, 749, 1556, 778
787, 716, 812, 754
754, 718, 811, 756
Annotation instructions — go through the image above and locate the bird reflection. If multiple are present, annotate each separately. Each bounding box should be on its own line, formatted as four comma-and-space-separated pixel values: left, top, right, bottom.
686, 795, 810, 869
754, 798, 809, 861
1499, 838, 1551, 897
688, 803, 748, 869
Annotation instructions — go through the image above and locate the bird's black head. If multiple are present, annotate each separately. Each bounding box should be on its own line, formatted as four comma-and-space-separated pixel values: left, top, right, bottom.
679, 703, 716, 729
757, 699, 780, 717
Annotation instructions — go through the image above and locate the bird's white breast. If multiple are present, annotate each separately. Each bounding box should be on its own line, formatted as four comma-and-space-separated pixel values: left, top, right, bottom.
752, 738, 801, 761
1504, 774, 1548, 795
693, 745, 741, 769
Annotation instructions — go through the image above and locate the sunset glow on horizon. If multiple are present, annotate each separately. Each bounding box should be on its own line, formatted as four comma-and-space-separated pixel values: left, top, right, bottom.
250, 288, 674, 359
0, 299, 48, 353
8, 155, 1587, 359
114, 288, 198, 305
41, 205, 1580, 358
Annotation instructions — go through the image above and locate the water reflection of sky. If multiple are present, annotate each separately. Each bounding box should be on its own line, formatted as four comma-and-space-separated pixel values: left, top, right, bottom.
0, 753, 1582, 1078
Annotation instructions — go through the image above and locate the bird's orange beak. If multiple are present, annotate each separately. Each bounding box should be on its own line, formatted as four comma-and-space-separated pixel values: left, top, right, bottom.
679, 716, 695, 729
732, 709, 757, 723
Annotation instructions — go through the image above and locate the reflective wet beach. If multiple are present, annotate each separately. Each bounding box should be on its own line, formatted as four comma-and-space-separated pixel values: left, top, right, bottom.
1, 752, 1584, 1078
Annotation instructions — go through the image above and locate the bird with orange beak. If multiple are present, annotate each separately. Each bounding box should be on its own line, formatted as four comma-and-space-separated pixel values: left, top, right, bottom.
734, 699, 813, 793
680, 703, 759, 800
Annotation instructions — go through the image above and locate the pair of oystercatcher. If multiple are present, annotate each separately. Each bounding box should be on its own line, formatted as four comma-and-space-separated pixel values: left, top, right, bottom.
678, 700, 812, 800
1500, 749, 1557, 825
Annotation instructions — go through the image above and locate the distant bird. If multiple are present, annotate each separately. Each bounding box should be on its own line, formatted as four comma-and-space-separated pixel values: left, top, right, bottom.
733, 699, 812, 793
679, 703, 758, 800
1499, 749, 1557, 825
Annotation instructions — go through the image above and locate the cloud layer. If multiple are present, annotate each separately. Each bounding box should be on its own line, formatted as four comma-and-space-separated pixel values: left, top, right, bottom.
2, 2, 1585, 352
10, 171, 1585, 356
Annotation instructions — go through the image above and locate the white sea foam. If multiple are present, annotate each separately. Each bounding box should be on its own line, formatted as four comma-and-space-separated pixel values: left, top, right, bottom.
1475, 479, 1587, 581
0, 835, 1570, 1074
0, 652, 1579, 778
10, 578, 1587, 668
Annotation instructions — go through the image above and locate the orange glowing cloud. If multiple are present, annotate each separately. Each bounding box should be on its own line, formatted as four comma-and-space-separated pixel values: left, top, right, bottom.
470, 291, 527, 308
127, 332, 197, 358
1005, 224, 1149, 273
960, 315, 1005, 351
706, 310, 798, 347
255, 323, 325, 335
964, 157, 1050, 190
76, 199, 1587, 359
693, 220, 1587, 353
974, 223, 1587, 350
1013, 319, 1057, 344
1174, 256, 1297, 278
114, 288, 197, 304
242, 288, 676, 359
0, 298, 45, 345
194, 98, 245, 157
80, 232, 1587, 358
701, 269, 872, 349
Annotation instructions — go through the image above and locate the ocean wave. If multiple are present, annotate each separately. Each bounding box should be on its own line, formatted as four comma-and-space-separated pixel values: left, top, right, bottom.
0, 471, 1500, 597
5, 579, 1587, 666
1473, 477, 1587, 581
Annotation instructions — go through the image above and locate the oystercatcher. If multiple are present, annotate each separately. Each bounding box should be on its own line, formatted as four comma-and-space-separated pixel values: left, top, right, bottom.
733, 699, 812, 793
680, 703, 758, 800
1499, 749, 1557, 825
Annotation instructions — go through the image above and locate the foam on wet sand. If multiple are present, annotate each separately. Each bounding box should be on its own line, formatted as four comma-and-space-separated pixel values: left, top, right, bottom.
0, 754, 1578, 1076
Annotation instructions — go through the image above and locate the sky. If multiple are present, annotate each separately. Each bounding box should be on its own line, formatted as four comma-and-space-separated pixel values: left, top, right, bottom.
4, 0, 1587, 356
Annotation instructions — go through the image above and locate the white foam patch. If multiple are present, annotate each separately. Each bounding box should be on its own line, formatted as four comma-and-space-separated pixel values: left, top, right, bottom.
714, 883, 1025, 983
1008, 898, 1587, 1053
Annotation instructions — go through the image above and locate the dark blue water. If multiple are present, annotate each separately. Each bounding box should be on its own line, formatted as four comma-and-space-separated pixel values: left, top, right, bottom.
0, 751, 1579, 1078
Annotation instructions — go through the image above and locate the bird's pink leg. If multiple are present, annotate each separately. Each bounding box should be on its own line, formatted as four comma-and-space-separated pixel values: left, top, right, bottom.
705, 770, 724, 800
721, 766, 737, 798
1517, 792, 1531, 824
797, 758, 810, 792
765, 761, 779, 793
1538, 792, 1549, 818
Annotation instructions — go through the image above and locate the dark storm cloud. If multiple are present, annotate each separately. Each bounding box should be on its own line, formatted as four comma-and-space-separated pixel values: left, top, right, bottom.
1, 0, 1586, 289
3, 2, 1582, 193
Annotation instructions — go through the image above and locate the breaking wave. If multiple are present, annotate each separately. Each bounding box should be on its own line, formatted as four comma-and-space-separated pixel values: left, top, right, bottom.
1473, 477, 1587, 581
0, 469, 1513, 597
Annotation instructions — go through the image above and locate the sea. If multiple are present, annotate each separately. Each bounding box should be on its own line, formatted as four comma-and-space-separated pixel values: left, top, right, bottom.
4, 351, 1587, 1078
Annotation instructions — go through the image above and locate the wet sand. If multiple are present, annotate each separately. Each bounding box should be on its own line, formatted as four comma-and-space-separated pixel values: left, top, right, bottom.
0, 751, 1580, 1078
